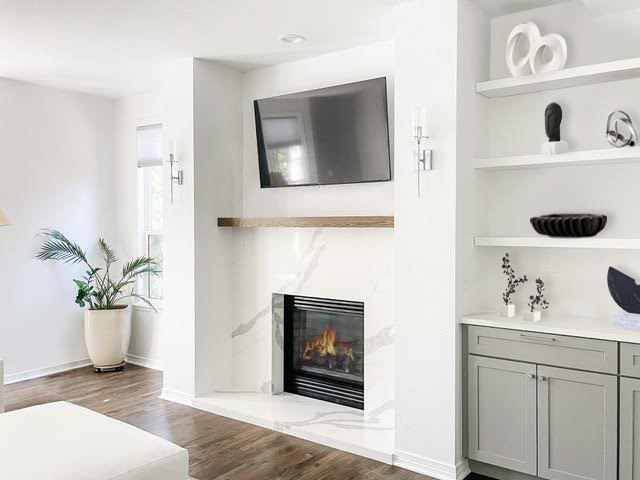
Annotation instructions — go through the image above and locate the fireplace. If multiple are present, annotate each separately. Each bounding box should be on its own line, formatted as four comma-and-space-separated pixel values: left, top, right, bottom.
284, 295, 364, 410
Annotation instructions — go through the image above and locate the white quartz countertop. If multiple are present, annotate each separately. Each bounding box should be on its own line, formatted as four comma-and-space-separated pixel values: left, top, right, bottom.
460, 312, 640, 344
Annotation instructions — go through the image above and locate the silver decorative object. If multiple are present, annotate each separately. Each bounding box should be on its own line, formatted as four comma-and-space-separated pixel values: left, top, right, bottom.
607, 111, 637, 148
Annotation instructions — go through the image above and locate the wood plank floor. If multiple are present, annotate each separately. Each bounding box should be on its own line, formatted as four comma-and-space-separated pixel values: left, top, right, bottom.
4, 364, 429, 480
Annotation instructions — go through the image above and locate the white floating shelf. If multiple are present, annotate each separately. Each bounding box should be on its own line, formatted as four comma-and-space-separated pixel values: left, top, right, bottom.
475, 236, 640, 250
476, 147, 640, 171
476, 57, 640, 98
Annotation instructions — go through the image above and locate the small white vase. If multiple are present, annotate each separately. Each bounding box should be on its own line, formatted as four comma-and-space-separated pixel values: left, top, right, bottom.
500, 304, 516, 318
84, 306, 132, 371
524, 311, 542, 322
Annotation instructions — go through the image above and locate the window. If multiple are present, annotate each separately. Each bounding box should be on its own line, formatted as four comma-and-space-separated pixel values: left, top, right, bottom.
137, 124, 163, 302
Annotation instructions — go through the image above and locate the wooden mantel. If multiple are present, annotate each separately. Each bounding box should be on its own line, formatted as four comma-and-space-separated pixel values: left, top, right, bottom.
217, 216, 394, 228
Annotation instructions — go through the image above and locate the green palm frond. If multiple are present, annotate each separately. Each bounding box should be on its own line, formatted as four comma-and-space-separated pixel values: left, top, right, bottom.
115, 293, 158, 312
98, 238, 117, 266
36, 229, 88, 264
121, 256, 158, 279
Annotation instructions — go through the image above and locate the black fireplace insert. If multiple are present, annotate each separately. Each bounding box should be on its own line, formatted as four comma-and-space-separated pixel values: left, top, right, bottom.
284, 295, 364, 409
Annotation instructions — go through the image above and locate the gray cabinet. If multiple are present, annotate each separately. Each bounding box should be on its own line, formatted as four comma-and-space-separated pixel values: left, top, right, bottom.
466, 327, 619, 480
621, 377, 640, 480
468, 355, 537, 475
537, 366, 617, 480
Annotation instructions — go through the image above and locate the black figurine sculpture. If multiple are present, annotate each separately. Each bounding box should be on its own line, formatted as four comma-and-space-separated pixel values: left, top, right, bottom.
545, 102, 562, 142
542, 102, 568, 154
608, 267, 640, 314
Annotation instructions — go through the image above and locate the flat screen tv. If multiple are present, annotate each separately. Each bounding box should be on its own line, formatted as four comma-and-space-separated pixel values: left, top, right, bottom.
254, 77, 391, 188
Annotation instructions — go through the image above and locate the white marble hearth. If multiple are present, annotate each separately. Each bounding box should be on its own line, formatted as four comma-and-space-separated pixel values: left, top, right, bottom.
192, 392, 394, 463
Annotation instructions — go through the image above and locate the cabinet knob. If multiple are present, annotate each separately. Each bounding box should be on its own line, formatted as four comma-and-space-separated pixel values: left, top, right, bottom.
528, 373, 536, 379
539, 375, 547, 382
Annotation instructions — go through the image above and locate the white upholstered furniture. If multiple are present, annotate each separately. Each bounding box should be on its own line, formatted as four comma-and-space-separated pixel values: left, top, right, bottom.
0, 401, 189, 480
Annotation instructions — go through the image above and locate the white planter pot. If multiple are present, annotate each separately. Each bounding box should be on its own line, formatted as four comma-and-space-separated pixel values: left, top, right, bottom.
500, 304, 516, 318
524, 311, 542, 322
84, 306, 132, 370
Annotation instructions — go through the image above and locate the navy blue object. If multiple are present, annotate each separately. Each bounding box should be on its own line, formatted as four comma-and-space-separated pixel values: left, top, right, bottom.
608, 267, 640, 314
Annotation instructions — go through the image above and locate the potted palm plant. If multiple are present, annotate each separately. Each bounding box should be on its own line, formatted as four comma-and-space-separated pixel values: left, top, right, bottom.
36, 229, 159, 372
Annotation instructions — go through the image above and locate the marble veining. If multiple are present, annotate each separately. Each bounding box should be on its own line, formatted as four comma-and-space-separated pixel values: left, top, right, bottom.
276, 410, 393, 431
365, 325, 395, 355
276, 398, 395, 431
231, 231, 328, 338
272, 294, 284, 351
231, 304, 271, 338
368, 400, 395, 419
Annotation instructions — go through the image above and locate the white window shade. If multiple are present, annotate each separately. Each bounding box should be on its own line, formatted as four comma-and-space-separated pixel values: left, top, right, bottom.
262, 116, 303, 149
137, 124, 163, 168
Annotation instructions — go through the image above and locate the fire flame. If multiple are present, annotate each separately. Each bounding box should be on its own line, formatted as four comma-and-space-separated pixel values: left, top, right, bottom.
302, 327, 354, 361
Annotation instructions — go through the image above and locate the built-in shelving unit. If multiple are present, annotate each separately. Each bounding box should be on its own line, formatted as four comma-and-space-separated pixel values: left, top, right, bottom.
476, 57, 640, 98
475, 147, 640, 171
475, 236, 640, 250
217, 216, 394, 228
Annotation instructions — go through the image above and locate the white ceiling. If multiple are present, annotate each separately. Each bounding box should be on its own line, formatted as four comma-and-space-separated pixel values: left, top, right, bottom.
471, 0, 571, 16
0, 0, 396, 98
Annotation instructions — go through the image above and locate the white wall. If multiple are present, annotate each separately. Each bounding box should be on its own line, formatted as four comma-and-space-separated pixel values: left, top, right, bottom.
161, 58, 197, 399
479, 2, 640, 317
193, 60, 243, 396
114, 91, 164, 369
393, 0, 461, 475
161, 58, 243, 400
0, 79, 115, 380
456, 0, 490, 465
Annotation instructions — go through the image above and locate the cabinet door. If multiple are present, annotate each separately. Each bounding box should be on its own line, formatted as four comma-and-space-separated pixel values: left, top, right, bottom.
537, 366, 617, 480
468, 355, 537, 474
621, 377, 640, 480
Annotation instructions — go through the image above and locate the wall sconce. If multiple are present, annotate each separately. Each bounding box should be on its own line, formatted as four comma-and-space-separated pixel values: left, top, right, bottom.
167, 141, 183, 205
412, 107, 432, 197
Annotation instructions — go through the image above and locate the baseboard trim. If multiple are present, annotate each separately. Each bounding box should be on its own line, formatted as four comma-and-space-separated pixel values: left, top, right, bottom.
160, 388, 194, 407
393, 451, 470, 480
4, 358, 92, 385
125, 353, 163, 371
457, 459, 472, 480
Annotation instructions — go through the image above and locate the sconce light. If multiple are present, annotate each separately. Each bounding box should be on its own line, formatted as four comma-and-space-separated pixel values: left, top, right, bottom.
412, 107, 432, 197
167, 141, 184, 205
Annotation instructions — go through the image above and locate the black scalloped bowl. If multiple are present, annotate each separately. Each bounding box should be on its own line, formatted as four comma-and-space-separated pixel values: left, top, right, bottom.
530, 214, 608, 237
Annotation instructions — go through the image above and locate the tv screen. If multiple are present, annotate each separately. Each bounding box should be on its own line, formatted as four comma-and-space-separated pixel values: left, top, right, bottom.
254, 77, 391, 188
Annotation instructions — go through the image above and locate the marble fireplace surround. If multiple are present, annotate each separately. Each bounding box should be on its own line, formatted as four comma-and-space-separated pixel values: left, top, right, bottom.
192, 227, 396, 462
